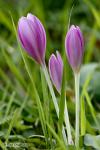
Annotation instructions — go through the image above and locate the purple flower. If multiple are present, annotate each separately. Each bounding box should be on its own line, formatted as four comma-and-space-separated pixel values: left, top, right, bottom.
65, 25, 84, 72
49, 51, 63, 93
18, 13, 46, 65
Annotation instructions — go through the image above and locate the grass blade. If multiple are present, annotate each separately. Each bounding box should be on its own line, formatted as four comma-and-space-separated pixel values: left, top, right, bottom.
47, 123, 66, 150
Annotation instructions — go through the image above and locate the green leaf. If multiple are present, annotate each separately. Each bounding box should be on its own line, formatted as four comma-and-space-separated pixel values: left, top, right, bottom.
85, 91, 98, 125
84, 134, 100, 149
80, 63, 98, 87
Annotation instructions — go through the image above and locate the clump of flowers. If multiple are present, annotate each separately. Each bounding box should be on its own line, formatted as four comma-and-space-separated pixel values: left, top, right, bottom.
18, 13, 84, 148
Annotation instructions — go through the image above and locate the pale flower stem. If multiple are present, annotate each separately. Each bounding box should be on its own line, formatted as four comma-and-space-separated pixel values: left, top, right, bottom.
42, 64, 59, 116
74, 72, 80, 149
42, 64, 68, 146
64, 100, 73, 145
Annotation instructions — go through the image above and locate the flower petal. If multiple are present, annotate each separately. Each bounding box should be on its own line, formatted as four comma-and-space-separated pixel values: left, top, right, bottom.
49, 52, 63, 93
18, 13, 46, 65
65, 25, 84, 72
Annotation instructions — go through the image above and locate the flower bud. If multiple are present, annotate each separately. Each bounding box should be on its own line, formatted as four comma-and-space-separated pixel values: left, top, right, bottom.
49, 51, 63, 93
18, 13, 46, 65
65, 25, 84, 72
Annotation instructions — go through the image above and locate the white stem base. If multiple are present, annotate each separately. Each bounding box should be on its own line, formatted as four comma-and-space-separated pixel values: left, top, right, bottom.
64, 100, 73, 145
75, 72, 80, 148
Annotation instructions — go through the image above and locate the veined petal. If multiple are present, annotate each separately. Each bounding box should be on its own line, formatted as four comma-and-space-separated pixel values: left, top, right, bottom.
65, 25, 84, 72
27, 13, 46, 62
18, 13, 46, 65
49, 52, 63, 93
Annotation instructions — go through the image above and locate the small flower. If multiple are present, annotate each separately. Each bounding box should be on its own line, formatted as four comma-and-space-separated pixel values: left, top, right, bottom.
65, 25, 84, 72
49, 51, 63, 93
18, 13, 46, 65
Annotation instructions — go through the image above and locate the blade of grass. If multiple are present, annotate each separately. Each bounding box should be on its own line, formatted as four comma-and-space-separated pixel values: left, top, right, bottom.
5, 109, 19, 143
40, 68, 49, 123
18, 93, 29, 116
0, 68, 12, 87
84, 91, 98, 126
84, 23, 98, 63
40, 68, 53, 147
5, 91, 15, 117
47, 123, 66, 150
61, 50, 73, 145
1, 82, 10, 102
2, 49, 26, 88
84, 0, 100, 27
0, 139, 7, 150
0, 36, 15, 51
0, 11, 14, 33
61, 1, 73, 81
59, 64, 73, 145
80, 73, 93, 136
0, 67, 25, 95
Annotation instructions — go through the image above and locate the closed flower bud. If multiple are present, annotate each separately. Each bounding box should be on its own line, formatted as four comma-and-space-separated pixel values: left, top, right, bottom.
18, 13, 46, 65
49, 51, 63, 93
65, 25, 84, 72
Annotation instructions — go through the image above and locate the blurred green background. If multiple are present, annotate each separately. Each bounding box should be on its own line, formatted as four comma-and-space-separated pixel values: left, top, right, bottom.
0, 0, 100, 149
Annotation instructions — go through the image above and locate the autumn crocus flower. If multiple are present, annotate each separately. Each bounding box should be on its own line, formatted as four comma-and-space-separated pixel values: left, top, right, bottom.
18, 13, 46, 65
65, 25, 84, 73
65, 25, 84, 148
49, 51, 73, 145
49, 51, 63, 93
